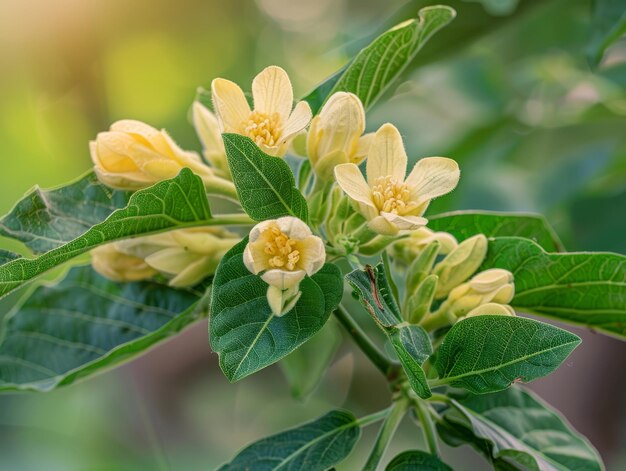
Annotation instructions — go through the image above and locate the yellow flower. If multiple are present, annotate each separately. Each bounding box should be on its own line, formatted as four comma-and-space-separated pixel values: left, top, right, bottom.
211, 66, 312, 156
91, 244, 157, 282
91, 120, 218, 191
306, 92, 373, 181
334, 123, 460, 236
92, 227, 240, 288
192, 101, 231, 179
243, 216, 325, 316
464, 303, 515, 319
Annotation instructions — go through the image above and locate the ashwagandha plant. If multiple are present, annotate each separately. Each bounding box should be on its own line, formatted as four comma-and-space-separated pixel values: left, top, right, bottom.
0, 5, 621, 470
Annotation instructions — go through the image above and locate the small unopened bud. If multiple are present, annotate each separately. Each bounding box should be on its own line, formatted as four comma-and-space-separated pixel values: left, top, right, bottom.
432, 234, 488, 298
192, 101, 230, 178
445, 268, 515, 318
405, 241, 440, 297
406, 274, 438, 324
464, 303, 515, 319
267, 285, 302, 317
91, 244, 157, 282
391, 227, 457, 262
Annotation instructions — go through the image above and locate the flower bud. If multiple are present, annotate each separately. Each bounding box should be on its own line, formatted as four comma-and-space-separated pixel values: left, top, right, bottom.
392, 227, 458, 262
405, 274, 438, 324
463, 303, 515, 319
432, 234, 488, 298
307, 92, 373, 181
91, 244, 157, 282
91, 120, 218, 191
243, 217, 325, 316
93, 227, 240, 288
404, 240, 441, 297
445, 268, 515, 318
192, 101, 231, 178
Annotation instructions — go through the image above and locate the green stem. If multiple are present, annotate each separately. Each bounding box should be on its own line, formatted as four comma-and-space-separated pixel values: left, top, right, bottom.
356, 407, 393, 427
381, 251, 400, 303
427, 378, 449, 389
334, 305, 398, 379
209, 213, 255, 226
414, 399, 440, 456
427, 393, 450, 404
420, 306, 454, 332
363, 399, 408, 471
203, 176, 240, 201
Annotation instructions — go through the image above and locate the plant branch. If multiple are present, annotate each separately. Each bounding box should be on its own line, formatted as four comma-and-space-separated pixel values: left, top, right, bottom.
334, 304, 399, 379
210, 213, 255, 225
414, 399, 440, 456
363, 398, 408, 471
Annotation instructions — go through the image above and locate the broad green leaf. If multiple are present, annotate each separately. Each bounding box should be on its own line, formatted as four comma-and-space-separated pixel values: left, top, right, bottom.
222, 134, 308, 222
0, 172, 129, 254
482, 237, 626, 339
209, 238, 343, 382
587, 0, 626, 66
440, 387, 604, 471
280, 319, 342, 400
0, 265, 207, 392
0, 250, 19, 265
389, 324, 432, 398
219, 409, 360, 471
304, 5, 456, 113
0, 169, 215, 301
428, 211, 562, 252
346, 264, 432, 397
434, 316, 580, 394
386, 450, 453, 471
346, 263, 402, 328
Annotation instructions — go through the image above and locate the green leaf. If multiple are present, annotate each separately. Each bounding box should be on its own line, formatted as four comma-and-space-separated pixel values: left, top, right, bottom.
389, 324, 432, 399
587, 0, 626, 66
482, 237, 626, 339
346, 263, 402, 328
209, 238, 343, 382
0, 250, 19, 265
0, 169, 214, 301
434, 316, 580, 394
428, 210, 563, 252
386, 450, 453, 471
222, 134, 308, 222
0, 172, 129, 254
304, 5, 456, 113
218, 409, 360, 471
0, 266, 207, 392
280, 319, 342, 400
440, 387, 604, 471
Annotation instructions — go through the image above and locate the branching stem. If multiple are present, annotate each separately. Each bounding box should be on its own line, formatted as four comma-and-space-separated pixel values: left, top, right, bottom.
363, 398, 408, 470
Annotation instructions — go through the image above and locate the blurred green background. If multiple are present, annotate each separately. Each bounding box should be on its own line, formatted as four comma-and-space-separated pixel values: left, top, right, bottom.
0, 0, 625, 469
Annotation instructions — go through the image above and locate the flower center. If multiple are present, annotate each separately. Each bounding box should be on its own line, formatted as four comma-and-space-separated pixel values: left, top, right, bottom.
371, 176, 417, 215
263, 225, 300, 271
241, 111, 282, 148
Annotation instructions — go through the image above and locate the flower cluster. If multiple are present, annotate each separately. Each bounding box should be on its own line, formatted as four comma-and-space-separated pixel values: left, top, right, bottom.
88, 64, 512, 322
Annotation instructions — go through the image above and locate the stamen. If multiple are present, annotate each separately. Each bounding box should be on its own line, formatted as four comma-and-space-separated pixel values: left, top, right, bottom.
371, 176, 418, 215
263, 224, 301, 271
241, 111, 282, 147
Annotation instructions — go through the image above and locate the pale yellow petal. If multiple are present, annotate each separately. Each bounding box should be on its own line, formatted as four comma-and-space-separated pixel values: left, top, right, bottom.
381, 212, 427, 232
261, 269, 306, 289
276, 216, 312, 240
405, 157, 460, 206
334, 163, 377, 217
366, 123, 407, 183
211, 78, 251, 131
252, 65, 293, 121
367, 215, 398, 236
141, 159, 183, 180
297, 237, 326, 275
281, 100, 312, 142
110, 120, 159, 140
316, 92, 365, 158
353, 132, 375, 163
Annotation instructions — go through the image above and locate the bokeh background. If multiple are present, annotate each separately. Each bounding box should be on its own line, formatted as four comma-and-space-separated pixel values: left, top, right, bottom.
0, 0, 625, 469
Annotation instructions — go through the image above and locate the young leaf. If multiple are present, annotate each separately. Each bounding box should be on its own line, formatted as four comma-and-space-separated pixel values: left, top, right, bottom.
428, 210, 563, 252
386, 450, 453, 471
222, 134, 308, 222
482, 237, 626, 339
346, 263, 402, 328
0, 169, 214, 301
279, 319, 342, 400
439, 387, 604, 471
304, 6, 455, 113
209, 239, 343, 382
0, 172, 130, 253
0, 266, 207, 392
218, 409, 360, 471
389, 324, 432, 399
434, 316, 580, 394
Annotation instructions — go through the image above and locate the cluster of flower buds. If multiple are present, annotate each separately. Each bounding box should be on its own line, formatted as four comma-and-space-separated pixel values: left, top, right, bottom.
400, 233, 516, 329
91, 227, 240, 288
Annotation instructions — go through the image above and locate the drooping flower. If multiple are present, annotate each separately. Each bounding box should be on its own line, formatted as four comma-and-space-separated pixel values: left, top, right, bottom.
92, 227, 240, 288
243, 216, 325, 316
211, 66, 312, 156
306, 92, 373, 181
334, 123, 460, 236
444, 268, 515, 318
192, 101, 230, 178
91, 120, 236, 198
91, 244, 158, 282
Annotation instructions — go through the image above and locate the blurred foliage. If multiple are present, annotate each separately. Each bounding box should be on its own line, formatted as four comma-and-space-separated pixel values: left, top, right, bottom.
0, 0, 624, 469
